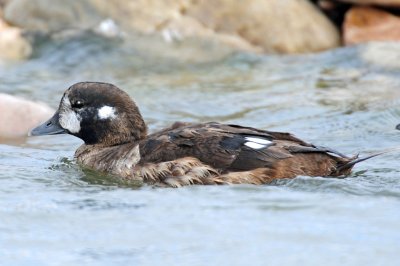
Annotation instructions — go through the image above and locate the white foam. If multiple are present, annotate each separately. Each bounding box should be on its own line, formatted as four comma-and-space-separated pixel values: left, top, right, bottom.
94, 18, 123, 38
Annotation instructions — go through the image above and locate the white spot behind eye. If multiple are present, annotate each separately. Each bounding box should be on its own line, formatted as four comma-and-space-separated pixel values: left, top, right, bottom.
59, 96, 81, 133
98, 106, 116, 120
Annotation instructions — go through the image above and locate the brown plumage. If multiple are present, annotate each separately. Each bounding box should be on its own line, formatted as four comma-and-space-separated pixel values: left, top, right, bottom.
30, 82, 371, 187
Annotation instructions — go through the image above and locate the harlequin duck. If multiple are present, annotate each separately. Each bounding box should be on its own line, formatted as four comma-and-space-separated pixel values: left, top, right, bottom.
30, 82, 377, 187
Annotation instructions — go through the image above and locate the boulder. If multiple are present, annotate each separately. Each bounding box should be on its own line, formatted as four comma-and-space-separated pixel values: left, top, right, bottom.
91, 0, 341, 54
343, 6, 400, 45
4, 0, 340, 54
0, 14, 32, 60
0, 93, 54, 138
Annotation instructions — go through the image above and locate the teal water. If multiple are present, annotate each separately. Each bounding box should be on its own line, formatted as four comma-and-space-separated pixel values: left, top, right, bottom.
1, 35, 400, 265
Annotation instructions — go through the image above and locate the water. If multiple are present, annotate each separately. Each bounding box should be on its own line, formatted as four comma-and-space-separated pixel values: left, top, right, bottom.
1, 35, 400, 265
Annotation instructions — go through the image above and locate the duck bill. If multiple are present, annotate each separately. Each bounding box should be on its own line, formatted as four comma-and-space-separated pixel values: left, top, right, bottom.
29, 112, 67, 136
396, 124, 400, 130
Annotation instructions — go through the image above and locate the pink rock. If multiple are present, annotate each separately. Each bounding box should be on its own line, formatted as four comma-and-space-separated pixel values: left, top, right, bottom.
0, 93, 54, 138
343, 6, 400, 45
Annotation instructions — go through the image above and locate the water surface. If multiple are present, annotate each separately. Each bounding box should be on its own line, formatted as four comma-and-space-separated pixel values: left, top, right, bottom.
1, 36, 400, 266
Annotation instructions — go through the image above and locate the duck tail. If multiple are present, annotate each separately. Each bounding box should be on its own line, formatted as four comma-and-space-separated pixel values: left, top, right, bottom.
336, 146, 400, 175
336, 152, 384, 174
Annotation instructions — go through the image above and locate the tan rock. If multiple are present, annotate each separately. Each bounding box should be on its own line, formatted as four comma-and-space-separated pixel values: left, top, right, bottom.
0, 93, 54, 138
0, 14, 32, 60
343, 6, 400, 45
4, 0, 340, 54
91, 0, 340, 54
336, 0, 400, 7
187, 0, 341, 53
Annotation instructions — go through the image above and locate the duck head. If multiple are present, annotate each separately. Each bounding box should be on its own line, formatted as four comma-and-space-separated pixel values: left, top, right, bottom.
30, 82, 147, 146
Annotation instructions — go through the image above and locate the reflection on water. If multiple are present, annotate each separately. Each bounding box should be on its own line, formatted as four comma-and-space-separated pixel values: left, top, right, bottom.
1, 37, 400, 266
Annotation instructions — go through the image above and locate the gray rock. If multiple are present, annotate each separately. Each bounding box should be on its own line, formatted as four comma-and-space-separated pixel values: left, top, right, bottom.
4, 0, 102, 32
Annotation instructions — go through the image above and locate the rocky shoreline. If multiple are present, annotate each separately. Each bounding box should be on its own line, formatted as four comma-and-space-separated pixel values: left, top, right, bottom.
0, 0, 400, 60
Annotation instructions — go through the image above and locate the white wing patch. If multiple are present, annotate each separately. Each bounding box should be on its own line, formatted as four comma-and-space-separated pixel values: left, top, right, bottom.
59, 96, 81, 133
98, 106, 116, 120
244, 137, 271, 145
244, 137, 272, 150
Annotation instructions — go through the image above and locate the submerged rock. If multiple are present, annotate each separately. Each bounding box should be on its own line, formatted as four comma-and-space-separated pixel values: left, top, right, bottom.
343, 6, 400, 45
3, 0, 340, 54
0, 93, 54, 138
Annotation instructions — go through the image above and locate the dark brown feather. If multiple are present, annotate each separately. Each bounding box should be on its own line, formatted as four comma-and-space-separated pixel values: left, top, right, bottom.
138, 122, 353, 184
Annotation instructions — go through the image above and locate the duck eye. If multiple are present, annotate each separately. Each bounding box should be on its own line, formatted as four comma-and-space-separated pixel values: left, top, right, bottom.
72, 100, 84, 109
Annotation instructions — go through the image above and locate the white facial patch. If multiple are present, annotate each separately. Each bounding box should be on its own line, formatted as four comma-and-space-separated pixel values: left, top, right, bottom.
244, 137, 272, 150
98, 106, 116, 120
59, 96, 81, 133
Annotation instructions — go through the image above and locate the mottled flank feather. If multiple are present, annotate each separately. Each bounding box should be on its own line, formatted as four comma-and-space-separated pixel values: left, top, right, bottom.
133, 157, 219, 187
75, 142, 141, 179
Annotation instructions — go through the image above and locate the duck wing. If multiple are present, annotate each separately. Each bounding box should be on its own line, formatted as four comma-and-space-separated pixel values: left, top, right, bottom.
138, 122, 350, 175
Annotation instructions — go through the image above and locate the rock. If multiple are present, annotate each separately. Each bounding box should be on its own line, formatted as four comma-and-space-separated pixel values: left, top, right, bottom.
359, 42, 400, 69
0, 93, 54, 138
317, 0, 351, 27
336, 0, 400, 7
0, 0, 10, 8
4, 0, 340, 54
0, 14, 32, 60
91, 0, 341, 54
3, 0, 102, 32
343, 6, 400, 45
188, 0, 341, 53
